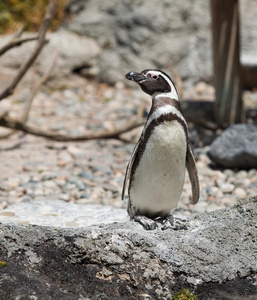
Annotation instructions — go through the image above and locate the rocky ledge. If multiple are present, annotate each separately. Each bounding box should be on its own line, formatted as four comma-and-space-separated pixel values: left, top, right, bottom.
0, 196, 257, 300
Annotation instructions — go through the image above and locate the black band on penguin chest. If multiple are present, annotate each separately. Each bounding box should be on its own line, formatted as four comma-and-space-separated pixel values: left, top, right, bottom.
129, 111, 189, 191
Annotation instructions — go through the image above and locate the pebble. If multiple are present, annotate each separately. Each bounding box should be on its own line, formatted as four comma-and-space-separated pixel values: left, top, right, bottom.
59, 194, 70, 202
78, 170, 93, 180
0, 79, 256, 218
234, 187, 247, 198
220, 183, 235, 194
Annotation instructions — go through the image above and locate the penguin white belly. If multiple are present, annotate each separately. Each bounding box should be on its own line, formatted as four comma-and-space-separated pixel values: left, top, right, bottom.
130, 121, 187, 218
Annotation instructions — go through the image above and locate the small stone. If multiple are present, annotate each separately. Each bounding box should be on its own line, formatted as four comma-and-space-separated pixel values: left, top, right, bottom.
92, 165, 112, 175
42, 181, 57, 189
67, 145, 82, 157
249, 181, 257, 189
70, 190, 82, 199
221, 197, 235, 207
242, 178, 251, 187
34, 189, 43, 196
41, 173, 57, 181
0, 211, 15, 216
78, 170, 93, 180
207, 186, 219, 196
234, 187, 247, 198
248, 169, 257, 178
206, 203, 221, 212
236, 170, 248, 180
220, 183, 235, 193
193, 201, 208, 213
75, 198, 93, 204
59, 194, 70, 202
224, 169, 235, 177
80, 193, 88, 199
20, 196, 32, 203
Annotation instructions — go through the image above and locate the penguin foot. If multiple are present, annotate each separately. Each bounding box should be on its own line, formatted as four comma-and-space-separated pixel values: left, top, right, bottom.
133, 215, 158, 230
162, 215, 187, 230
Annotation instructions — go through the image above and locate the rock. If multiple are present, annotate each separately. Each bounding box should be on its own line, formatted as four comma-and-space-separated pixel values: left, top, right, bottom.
234, 187, 247, 198
92, 165, 112, 175
208, 124, 257, 169
59, 194, 70, 202
220, 183, 235, 194
0, 30, 100, 80
0, 197, 257, 299
78, 170, 94, 180
65, 0, 212, 84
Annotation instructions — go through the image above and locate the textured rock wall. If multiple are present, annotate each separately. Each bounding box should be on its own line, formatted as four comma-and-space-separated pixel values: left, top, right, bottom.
1, 0, 257, 86
64, 0, 257, 85
0, 196, 256, 299
65, 0, 212, 85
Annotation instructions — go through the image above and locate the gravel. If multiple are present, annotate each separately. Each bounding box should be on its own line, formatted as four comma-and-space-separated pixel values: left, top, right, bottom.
0, 75, 256, 215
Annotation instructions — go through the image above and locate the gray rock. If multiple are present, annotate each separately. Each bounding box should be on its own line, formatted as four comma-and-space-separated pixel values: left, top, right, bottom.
92, 165, 112, 175
78, 170, 93, 180
64, 0, 212, 85
0, 30, 100, 79
66, 177, 85, 190
64, 0, 257, 86
0, 197, 257, 299
208, 124, 257, 169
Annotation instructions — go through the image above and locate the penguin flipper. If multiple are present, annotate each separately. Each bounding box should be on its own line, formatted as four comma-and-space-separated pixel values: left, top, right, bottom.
121, 138, 141, 200
186, 145, 200, 204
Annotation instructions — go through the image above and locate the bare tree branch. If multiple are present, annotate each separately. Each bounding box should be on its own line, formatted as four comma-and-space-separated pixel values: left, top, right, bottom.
0, 36, 40, 56
0, 0, 58, 101
22, 51, 59, 123
0, 116, 145, 141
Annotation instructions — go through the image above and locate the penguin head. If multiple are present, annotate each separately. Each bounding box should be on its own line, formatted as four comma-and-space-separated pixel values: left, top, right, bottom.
125, 69, 178, 99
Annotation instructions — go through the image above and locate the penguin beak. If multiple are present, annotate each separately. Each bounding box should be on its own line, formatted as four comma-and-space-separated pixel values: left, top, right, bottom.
125, 71, 146, 83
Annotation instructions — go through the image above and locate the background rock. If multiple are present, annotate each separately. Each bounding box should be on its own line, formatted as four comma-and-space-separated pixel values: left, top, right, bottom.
1, 0, 257, 86
0, 196, 256, 299
0, 30, 100, 82
65, 0, 212, 85
208, 124, 257, 169
64, 0, 257, 85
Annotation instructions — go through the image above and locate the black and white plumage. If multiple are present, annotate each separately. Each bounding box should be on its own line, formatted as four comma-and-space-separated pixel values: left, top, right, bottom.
122, 69, 200, 230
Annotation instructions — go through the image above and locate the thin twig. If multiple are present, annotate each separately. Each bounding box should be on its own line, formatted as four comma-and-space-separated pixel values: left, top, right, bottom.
22, 51, 59, 123
13, 26, 25, 39
0, 116, 145, 141
0, 0, 58, 101
0, 36, 39, 56
0, 130, 16, 139
0, 141, 25, 151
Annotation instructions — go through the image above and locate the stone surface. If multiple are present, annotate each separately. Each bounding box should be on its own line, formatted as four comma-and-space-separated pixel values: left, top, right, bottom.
0, 30, 100, 80
0, 197, 257, 299
208, 124, 257, 169
0, 199, 128, 227
65, 0, 212, 85
64, 0, 257, 85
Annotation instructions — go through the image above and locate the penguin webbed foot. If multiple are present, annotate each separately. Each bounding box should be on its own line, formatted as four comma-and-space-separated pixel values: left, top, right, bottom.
162, 215, 187, 231
133, 215, 158, 230
133, 215, 187, 231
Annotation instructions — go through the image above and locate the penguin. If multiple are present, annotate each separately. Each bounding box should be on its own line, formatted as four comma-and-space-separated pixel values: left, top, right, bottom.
122, 69, 200, 230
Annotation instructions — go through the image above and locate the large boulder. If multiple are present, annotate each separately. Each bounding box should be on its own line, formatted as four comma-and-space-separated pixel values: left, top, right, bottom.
64, 0, 257, 85
0, 30, 100, 81
0, 197, 257, 299
208, 124, 257, 169
64, 0, 212, 85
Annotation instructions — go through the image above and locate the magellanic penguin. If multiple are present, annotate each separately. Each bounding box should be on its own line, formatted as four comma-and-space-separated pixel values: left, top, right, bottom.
122, 69, 200, 230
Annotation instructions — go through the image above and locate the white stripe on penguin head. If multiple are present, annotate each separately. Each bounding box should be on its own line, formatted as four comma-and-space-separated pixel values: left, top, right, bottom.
145, 70, 179, 101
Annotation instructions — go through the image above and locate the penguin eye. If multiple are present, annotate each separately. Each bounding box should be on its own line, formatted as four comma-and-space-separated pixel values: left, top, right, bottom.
152, 75, 158, 80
